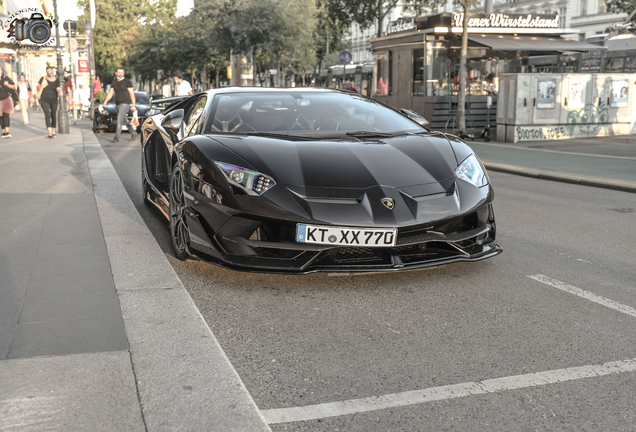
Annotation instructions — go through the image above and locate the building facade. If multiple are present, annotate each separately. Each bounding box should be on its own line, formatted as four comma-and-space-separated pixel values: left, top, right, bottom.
494, 0, 628, 40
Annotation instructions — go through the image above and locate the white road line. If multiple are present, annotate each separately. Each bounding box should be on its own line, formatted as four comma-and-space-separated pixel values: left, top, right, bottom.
528, 274, 636, 319
262, 274, 636, 424
261, 358, 636, 424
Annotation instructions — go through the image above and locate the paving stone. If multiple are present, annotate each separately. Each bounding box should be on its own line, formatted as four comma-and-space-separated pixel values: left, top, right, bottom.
0, 351, 145, 432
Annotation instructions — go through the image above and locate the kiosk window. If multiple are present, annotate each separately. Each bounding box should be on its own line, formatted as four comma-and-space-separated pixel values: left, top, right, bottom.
375, 51, 390, 96
605, 58, 624, 71
413, 48, 424, 96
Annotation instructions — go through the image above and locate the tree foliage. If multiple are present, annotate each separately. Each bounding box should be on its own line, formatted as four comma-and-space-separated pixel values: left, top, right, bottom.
77, 0, 178, 79
606, 0, 636, 21
318, 0, 434, 38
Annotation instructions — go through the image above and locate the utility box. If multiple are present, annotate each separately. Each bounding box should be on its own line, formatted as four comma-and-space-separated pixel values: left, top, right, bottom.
497, 73, 636, 142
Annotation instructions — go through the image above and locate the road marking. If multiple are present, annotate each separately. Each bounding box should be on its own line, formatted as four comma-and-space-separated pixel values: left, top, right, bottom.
260, 358, 636, 424
485, 162, 636, 188
528, 274, 636, 319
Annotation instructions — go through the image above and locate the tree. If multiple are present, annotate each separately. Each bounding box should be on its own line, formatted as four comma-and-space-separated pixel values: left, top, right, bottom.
319, 0, 432, 38
606, 0, 636, 22
456, 0, 479, 135
313, 2, 349, 78
77, 0, 178, 79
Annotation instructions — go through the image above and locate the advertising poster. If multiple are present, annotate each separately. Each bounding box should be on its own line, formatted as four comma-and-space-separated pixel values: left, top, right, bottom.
568, 79, 587, 109
538, 79, 556, 109
611, 79, 628, 108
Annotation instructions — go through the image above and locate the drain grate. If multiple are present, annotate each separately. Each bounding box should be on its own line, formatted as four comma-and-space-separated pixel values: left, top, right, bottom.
612, 208, 636, 213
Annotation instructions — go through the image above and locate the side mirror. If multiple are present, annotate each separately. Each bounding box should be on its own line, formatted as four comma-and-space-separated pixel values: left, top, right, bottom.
162, 109, 184, 131
400, 108, 430, 128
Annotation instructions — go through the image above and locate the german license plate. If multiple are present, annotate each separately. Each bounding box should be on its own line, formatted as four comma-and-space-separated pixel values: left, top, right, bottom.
296, 224, 397, 247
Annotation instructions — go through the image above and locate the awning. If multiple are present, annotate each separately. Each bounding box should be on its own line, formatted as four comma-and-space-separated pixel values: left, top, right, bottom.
468, 34, 604, 52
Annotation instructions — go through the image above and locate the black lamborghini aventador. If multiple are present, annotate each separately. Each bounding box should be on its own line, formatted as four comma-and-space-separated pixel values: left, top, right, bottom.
141, 88, 501, 274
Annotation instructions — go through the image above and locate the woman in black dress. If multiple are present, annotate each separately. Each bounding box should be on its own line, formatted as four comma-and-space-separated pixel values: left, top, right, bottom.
37, 66, 63, 138
0, 66, 16, 138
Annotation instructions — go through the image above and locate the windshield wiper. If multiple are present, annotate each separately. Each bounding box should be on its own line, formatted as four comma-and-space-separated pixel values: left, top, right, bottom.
345, 131, 396, 138
244, 132, 319, 141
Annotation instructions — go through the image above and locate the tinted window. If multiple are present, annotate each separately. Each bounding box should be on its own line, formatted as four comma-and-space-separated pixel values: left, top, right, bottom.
105, 92, 149, 105
185, 97, 207, 137
135, 92, 150, 105
206, 92, 423, 135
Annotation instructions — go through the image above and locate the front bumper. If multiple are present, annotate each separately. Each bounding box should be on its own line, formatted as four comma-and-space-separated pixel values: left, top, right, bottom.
184, 202, 502, 274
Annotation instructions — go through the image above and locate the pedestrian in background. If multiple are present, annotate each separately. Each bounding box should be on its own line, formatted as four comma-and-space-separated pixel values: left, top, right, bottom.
0, 66, 16, 138
344, 80, 358, 93
102, 67, 137, 143
173, 71, 193, 96
64, 76, 73, 109
18, 74, 32, 125
37, 66, 63, 138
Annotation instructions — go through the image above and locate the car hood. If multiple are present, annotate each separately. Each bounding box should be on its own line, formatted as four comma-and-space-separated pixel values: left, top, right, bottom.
208, 133, 459, 190
102, 103, 151, 112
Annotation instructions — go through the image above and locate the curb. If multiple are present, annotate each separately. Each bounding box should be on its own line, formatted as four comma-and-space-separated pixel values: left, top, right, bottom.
484, 162, 636, 194
82, 128, 271, 431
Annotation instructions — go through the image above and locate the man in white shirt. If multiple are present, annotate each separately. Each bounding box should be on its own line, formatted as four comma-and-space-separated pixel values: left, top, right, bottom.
173, 71, 193, 96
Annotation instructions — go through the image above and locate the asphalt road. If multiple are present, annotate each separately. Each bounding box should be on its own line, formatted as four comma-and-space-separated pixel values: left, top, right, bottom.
98, 131, 636, 432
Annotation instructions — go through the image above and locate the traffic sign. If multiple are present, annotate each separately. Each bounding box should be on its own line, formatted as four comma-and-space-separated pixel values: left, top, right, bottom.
64, 38, 78, 52
63, 20, 77, 34
339, 51, 352, 64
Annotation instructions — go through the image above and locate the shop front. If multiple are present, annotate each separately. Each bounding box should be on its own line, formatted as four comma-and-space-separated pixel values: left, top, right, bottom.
370, 12, 602, 133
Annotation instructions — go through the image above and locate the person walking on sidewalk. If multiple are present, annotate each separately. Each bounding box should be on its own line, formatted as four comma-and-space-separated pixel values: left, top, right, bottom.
102, 67, 137, 143
37, 66, 63, 138
173, 71, 193, 96
0, 66, 16, 138
18, 74, 32, 125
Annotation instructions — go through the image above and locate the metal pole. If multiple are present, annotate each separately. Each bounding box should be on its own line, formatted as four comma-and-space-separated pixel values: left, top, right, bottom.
66, 22, 77, 124
53, 0, 70, 133
86, 23, 95, 123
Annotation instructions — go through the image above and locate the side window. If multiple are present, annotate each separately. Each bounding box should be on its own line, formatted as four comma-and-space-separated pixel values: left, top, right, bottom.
185, 97, 207, 137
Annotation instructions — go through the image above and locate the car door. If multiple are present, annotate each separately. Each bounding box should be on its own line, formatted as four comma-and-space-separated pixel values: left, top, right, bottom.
158, 96, 203, 153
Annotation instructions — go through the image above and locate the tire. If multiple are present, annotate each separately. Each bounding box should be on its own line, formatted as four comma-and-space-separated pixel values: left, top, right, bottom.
484, 130, 491, 142
141, 151, 152, 206
169, 163, 190, 260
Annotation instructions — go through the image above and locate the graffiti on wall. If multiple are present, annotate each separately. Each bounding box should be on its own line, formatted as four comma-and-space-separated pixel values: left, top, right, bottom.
516, 102, 610, 141
566, 102, 609, 136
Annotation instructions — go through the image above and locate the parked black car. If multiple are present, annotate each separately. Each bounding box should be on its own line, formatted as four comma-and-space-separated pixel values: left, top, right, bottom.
93, 91, 163, 133
141, 88, 502, 274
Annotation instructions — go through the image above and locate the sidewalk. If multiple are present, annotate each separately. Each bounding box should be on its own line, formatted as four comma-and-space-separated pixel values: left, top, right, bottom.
469, 137, 636, 193
0, 111, 270, 431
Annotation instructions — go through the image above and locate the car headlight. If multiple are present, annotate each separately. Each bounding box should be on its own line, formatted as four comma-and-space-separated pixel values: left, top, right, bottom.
98, 105, 107, 115
455, 154, 488, 187
214, 162, 276, 195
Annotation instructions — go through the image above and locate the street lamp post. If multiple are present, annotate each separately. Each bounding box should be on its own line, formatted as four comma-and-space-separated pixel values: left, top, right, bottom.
53, 0, 70, 133
84, 20, 95, 123
65, 20, 77, 124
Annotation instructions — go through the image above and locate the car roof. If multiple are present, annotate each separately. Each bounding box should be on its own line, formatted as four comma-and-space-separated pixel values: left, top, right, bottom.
202, 87, 347, 97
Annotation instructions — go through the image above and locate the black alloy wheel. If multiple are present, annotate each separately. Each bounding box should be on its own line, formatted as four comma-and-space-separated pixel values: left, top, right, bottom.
141, 151, 152, 206
169, 163, 190, 260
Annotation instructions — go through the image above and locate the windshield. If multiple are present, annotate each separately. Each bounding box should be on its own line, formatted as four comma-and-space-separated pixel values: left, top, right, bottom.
206, 92, 425, 136
105, 92, 149, 105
